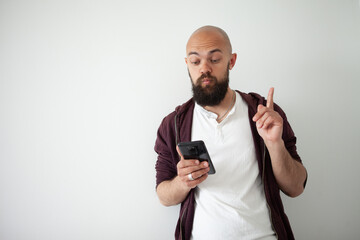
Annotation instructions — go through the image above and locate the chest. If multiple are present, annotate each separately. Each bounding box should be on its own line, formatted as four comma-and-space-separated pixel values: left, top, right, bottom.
191, 99, 259, 193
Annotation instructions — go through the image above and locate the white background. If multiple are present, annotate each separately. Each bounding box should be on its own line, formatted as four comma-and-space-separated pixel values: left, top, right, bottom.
1, 0, 359, 239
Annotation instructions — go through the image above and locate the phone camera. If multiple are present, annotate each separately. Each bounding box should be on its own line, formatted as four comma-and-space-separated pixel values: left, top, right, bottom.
188, 146, 199, 156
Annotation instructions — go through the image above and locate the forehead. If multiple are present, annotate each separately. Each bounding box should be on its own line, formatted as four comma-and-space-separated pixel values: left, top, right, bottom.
186, 31, 228, 56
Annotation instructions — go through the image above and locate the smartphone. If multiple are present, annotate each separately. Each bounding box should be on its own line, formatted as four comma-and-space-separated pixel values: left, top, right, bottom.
177, 140, 216, 174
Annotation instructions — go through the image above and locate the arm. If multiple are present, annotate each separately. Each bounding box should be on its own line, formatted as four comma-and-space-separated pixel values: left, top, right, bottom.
264, 138, 307, 197
156, 147, 210, 206
157, 176, 191, 207
252, 88, 307, 197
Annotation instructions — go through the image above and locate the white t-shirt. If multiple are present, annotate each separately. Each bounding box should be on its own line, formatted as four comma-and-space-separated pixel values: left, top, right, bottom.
191, 92, 276, 240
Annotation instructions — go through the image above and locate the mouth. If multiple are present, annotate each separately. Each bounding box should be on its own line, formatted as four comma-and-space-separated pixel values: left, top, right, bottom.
201, 77, 213, 86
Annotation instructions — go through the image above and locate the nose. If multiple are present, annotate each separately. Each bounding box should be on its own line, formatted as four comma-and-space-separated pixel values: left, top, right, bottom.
200, 61, 212, 75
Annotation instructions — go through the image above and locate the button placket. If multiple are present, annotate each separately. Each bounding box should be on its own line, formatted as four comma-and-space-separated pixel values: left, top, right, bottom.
215, 123, 223, 143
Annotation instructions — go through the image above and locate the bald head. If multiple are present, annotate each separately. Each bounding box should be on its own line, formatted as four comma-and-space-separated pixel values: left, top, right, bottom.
185, 25, 237, 87
186, 25, 232, 56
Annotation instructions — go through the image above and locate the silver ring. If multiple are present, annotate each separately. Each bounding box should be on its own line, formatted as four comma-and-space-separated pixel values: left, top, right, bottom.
188, 173, 194, 181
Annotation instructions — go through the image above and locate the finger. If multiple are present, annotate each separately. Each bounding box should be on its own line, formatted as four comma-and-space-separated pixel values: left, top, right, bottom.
257, 111, 283, 129
178, 161, 208, 178
180, 160, 208, 174
256, 111, 270, 129
176, 145, 184, 159
262, 112, 283, 128
179, 164, 205, 176
186, 173, 208, 188
177, 158, 200, 169
260, 114, 274, 129
191, 167, 210, 180
253, 104, 267, 122
266, 87, 274, 109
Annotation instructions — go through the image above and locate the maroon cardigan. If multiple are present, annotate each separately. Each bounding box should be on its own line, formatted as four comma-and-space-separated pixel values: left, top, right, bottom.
155, 91, 305, 240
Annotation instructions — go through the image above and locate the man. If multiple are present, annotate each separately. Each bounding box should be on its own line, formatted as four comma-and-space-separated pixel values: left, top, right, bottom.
154, 25, 307, 240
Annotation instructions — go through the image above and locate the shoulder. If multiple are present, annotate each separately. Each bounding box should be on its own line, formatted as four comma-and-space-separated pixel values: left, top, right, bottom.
236, 90, 265, 116
159, 98, 195, 128
156, 98, 194, 138
237, 90, 264, 107
236, 90, 288, 119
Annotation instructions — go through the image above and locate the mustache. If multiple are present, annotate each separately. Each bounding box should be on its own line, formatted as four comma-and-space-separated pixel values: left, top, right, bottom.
197, 72, 217, 83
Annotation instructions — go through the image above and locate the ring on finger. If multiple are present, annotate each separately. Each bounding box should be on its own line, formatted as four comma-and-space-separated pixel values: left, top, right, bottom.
188, 173, 194, 181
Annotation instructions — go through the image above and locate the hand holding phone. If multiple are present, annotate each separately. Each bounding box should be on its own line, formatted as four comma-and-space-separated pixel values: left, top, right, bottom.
177, 140, 216, 174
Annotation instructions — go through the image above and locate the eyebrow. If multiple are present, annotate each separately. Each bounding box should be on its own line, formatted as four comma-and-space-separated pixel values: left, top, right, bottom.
209, 49, 222, 54
187, 48, 223, 56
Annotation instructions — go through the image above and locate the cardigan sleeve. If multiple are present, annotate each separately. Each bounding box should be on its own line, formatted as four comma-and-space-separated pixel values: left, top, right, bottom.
274, 103, 302, 163
154, 114, 178, 188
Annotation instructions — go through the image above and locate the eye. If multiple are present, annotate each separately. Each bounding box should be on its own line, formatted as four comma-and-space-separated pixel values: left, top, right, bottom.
191, 60, 200, 65
210, 58, 220, 64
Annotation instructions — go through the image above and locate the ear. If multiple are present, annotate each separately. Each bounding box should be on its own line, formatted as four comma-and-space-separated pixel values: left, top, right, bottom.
229, 53, 237, 70
185, 57, 188, 65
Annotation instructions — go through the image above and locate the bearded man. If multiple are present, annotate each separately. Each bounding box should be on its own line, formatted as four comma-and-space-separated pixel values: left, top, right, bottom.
154, 25, 307, 240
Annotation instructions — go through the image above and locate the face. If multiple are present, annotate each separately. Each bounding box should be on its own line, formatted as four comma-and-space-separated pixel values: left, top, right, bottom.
189, 63, 230, 106
185, 30, 237, 106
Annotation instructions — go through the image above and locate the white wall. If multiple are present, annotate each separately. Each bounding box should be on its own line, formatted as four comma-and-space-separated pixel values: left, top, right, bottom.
0, 1, 359, 239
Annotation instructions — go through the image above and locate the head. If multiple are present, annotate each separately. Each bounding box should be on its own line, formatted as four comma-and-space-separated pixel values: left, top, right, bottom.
185, 26, 237, 106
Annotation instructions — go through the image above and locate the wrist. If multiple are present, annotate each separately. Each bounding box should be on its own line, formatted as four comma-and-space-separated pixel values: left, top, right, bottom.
264, 139, 285, 152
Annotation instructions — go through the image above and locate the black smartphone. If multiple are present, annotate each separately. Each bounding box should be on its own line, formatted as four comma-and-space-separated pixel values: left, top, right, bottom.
177, 140, 216, 174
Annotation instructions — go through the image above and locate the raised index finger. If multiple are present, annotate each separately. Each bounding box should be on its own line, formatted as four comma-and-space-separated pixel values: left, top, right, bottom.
266, 87, 274, 109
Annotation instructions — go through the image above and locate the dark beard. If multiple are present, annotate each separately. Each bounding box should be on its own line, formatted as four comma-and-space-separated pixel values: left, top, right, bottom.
190, 66, 229, 106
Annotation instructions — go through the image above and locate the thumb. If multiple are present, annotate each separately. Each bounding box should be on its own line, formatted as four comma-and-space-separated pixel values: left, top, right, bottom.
176, 145, 184, 159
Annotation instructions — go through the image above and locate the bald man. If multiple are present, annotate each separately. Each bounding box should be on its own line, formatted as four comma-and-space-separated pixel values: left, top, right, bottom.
154, 26, 307, 240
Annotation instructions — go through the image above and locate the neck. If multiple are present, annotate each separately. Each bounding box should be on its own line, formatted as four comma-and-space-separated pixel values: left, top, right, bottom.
203, 88, 235, 120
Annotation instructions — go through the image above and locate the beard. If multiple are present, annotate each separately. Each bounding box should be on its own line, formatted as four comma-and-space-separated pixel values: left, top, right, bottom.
190, 64, 230, 106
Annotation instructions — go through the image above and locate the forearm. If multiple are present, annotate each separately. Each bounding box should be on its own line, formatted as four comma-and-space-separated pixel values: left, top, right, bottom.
266, 140, 307, 197
156, 176, 191, 206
